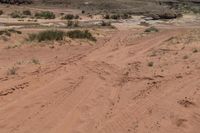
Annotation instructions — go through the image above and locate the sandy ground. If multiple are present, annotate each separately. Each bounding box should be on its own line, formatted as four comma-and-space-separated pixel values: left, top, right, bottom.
0, 5, 200, 133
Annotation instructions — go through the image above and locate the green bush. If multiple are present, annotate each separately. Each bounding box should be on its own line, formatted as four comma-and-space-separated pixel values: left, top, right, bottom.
35, 11, 55, 19
27, 30, 96, 42
27, 30, 65, 42
67, 30, 96, 41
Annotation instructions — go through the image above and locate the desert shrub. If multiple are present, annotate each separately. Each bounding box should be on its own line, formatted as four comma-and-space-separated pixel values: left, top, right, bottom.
63, 14, 74, 20
140, 21, 150, 27
27, 33, 37, 41
67, 30, 96, 41
67, 20, 79, 28
27, 30, 96, 42
191, 8, 200, 14
7, 67, 17, 75
104, 14, 110, 19
0, 30, 11, 36
27, 30, 65, 42
0, 29, 22, 37
7, 29, 22, 34
74, 21, 79, 27
10, 10, 32, 18
35, 11, 55, 19
149, 11, 182, 20
183, 55, 189, 59
159, 12, 182, 19
62, 14, 79, 20
67, 20, 73, 27
148, 62, 154, 67
60, 12, 64, 16
145, 27, 159, 33
74, 15, 79, 19
82, 10, 85, 14
110, 14, 120, 20
88, 14, 93, 18
121, 13, 131, 19
0, 10, 3, 15
31, 59, 40, 64
104, 14, 131, 20
101, 21, 111, 26
149, 14, 160, 20
193, 48, 198, 53
10, 11, 23, 18
23, 10, 31, 16
177, 4, 200, 14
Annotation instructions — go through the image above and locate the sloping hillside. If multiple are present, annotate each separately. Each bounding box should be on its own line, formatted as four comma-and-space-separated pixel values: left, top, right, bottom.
1, 0, 200, 14
37, 0, 200, 14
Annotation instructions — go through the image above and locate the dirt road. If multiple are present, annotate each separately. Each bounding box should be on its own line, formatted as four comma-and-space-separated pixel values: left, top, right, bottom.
0, 26, 200, 133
